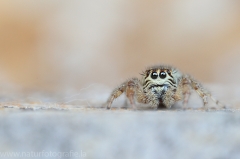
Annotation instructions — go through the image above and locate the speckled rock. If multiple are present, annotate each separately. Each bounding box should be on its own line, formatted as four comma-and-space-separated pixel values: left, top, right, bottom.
0, 110, 240, 159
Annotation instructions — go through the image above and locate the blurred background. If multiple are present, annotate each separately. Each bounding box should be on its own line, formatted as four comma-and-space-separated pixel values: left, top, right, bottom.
0, 0, 240, 93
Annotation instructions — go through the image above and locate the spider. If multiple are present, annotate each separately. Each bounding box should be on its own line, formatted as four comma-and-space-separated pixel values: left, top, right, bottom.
106, 64, 223, 110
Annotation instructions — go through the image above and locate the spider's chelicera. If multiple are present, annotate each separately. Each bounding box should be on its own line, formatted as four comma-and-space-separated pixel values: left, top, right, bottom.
106, 64, 222, 110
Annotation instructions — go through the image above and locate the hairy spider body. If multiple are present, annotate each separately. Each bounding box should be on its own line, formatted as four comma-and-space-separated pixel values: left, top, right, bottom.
106, 65, 221, 110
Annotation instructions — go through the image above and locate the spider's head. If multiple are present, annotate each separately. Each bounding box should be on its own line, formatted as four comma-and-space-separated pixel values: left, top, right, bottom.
141, 65, 181, 97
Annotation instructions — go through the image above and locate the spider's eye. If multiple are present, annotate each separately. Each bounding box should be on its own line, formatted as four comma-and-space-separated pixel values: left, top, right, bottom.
151, 72, 158, 79
159, 71, 166, 79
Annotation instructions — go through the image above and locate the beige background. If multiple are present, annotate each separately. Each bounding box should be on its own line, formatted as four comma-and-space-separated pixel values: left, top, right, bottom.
0, 0, 240, 92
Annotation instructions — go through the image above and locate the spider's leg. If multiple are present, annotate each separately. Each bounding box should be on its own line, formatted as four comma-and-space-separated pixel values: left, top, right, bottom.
183, 74, 225, 109
183, 75, 210, 109
125, 78, 139, 109
183, 89, 191, 108
106, 78, 139, 109
179, 77, 192, 108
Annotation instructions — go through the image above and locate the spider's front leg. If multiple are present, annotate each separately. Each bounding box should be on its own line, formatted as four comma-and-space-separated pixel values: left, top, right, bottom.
106, 78, 140, 109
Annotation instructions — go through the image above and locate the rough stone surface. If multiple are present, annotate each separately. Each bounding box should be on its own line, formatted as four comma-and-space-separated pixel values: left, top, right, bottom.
0, 110, 240, 159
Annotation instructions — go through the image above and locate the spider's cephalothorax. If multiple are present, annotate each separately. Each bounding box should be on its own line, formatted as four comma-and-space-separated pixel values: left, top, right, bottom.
141, 65, 182, 108
106, 64, 222, 110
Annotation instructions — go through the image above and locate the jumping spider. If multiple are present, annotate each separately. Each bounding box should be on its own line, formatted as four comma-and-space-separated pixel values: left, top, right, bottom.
106, 64, 222, 110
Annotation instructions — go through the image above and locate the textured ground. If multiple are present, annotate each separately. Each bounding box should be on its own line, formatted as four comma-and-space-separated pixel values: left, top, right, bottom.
0, 84, 240, 159
1, 110, 240, 159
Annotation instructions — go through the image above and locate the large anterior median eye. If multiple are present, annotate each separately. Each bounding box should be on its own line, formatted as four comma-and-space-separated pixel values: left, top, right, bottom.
159, 71, 166, 79
151, 72, 158, 79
